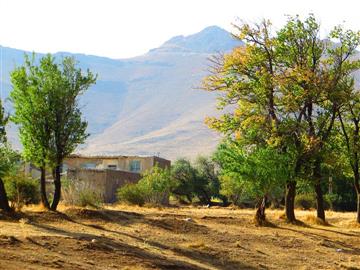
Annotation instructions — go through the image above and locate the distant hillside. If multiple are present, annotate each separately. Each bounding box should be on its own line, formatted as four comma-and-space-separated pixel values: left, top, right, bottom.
0, 26, 242, 160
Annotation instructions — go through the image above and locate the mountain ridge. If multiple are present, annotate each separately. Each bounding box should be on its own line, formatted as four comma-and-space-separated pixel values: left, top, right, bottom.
1, 26, 242, 160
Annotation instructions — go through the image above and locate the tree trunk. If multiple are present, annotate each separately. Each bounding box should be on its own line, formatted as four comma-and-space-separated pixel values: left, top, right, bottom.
255, 195, 267, 226
50, 165, 61, 211
285, 181, 296, 222
40, 166, 50, 209
357, 192, 360, 224
0, 177, 11, 212
314, 159, 325, 221
314, 182, 325, 221
354, 172, 360, 223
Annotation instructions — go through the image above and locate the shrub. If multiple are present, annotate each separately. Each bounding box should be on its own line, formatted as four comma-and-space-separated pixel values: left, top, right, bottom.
140, 166, 172, 205
117, 184, 145, 206
295, 193, 316, 210
117, 166, 173, 206
4, 173, 40, 210
219, 175, 244, 206
62, 179, 103, 208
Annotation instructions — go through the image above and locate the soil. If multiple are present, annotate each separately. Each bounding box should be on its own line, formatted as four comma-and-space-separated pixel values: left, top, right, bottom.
0, 205, 359, 269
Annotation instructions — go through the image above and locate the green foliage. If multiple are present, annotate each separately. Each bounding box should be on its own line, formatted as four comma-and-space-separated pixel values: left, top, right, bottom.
0, 146, 20, 178
294, 193, 316, 210
193, 156, 221, 204
117, 166, 172, 206
218, 175, 244, 205
202, 15, 360, 221
170, 158, 198, 203
139, 166, 172, 205
10, 53, 96, 210
214, 139, 291, 203
169, 158, 221, 205
117, 184, 145, 206
10, 54, 96, 167
4, 173, 40, 210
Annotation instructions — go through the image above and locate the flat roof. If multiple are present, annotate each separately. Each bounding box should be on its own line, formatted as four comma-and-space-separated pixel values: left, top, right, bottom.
67, 154, 169, 161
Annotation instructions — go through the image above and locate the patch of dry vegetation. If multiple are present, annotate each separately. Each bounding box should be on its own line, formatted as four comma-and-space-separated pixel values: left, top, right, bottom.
0, 205, 359, 269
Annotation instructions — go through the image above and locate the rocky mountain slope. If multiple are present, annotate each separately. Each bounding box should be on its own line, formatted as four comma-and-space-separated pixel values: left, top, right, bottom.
0, 26, 242, 160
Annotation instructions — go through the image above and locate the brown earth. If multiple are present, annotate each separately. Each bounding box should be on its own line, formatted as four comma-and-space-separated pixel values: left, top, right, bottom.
0, 205, 359, 270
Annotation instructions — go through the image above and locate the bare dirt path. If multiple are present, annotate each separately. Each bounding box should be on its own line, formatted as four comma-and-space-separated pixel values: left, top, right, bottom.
0, 206, 359, 269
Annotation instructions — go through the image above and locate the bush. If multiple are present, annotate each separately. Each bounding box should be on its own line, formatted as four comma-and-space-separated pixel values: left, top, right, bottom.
4, 173, 40, 210
117, 184, 145, 206
219, 175, 244, 206
295, 193, 316, 210
62, 179, 103, 208
117, 166, 172, 206
295, 193, 332, 211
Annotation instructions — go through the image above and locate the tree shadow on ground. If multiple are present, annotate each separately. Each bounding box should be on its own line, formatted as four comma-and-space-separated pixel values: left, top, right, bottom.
28, 222, 204, 270
29, 221, 257, 270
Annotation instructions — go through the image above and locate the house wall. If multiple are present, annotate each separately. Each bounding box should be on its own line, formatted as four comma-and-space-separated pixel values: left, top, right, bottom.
63, 156, 164, 173
153, 156, 171, 169
67, 168, 141, 202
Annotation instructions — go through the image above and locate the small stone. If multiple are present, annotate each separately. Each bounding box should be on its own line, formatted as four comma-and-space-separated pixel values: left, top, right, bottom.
184, 218, 193, 222
336, 248, 343, 252
91, 239, 97, 243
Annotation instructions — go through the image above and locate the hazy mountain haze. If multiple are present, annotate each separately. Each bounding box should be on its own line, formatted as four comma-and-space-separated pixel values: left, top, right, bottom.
0, 26, 242, 160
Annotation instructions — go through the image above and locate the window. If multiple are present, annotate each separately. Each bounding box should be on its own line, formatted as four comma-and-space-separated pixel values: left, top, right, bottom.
107, 165, 117, 170
129, 160, 141, 172
80, 163, 96, 169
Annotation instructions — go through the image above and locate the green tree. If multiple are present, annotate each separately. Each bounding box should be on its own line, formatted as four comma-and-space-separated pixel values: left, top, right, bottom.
337, 46, 360, 222
194, 156, 221, 205
202, 18, 300, 222
214, 139, 290, 225
10, 54, 96, 210
276, 17, 360, 222
170, 158, 197, 203
46, 56, 96, 210
203, 15, 360, 222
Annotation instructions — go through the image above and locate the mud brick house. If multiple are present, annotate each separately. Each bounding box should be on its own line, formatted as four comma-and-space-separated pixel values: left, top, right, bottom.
63, 155, 170, 173
26, 155, 171, 203
65, 155, 171, 203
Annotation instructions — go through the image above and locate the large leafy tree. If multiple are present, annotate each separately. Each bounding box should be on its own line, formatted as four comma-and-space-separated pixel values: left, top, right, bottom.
203, 15, 360, 222
277, 18, 360, 221
10, 54, 96, 210
336, 28, 360, 222
202, 18, 300, 222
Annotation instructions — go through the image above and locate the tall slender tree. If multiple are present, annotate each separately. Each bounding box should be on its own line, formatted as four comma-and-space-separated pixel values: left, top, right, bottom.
10, 54, 96, 211
335, 28, 360, 223
47, 57, 96, 210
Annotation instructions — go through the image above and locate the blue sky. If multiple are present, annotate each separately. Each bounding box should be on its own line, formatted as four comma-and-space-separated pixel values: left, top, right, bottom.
0, 0, 359, 58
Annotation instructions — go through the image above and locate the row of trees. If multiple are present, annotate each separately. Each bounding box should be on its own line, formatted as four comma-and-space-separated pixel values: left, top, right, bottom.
0, 54, 96, 212
118, 157, 223, 206
202, 15, 360, 223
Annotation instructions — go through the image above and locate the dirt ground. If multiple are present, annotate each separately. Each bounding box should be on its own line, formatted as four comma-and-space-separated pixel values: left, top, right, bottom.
0, 205, 359, 270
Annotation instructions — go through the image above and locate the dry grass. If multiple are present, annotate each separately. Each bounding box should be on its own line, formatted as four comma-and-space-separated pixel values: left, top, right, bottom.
0, 205, 359, 269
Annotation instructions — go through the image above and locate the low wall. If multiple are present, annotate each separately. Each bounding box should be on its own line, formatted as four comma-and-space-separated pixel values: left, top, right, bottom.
67, 169, 141, 203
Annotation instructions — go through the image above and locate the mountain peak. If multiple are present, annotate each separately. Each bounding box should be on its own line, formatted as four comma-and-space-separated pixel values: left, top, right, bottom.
150, 25, 242, 54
